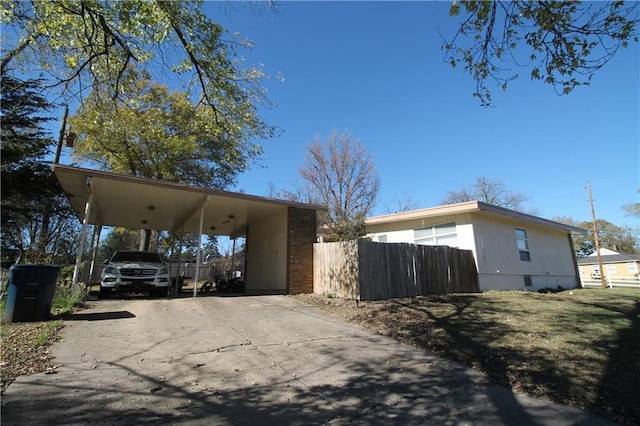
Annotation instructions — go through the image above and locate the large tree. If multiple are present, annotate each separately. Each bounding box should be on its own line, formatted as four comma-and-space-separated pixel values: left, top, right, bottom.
445, 1, 640, 105
69, 78, 263, 188
1, 0, 275, 137
554, 216, 638, 256
383, 193, 420, 215
442, 176, 531, 212
1, 75, 80, 264
298, 130, 380, 241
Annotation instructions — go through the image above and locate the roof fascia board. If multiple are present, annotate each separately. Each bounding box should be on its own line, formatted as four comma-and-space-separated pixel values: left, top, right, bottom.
53, 165, 327, 212
474, 201, 586, 234
365, 201, 481, 225
365, 200, 586, 235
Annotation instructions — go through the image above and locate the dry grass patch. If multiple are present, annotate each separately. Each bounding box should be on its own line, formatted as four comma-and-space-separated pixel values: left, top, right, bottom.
1, 283, 86, 392
295, 289, 639, 424
1, 320, 64, 391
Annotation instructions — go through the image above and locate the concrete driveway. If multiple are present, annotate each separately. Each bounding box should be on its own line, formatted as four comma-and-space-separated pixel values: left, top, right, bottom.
2, 295, 612, 425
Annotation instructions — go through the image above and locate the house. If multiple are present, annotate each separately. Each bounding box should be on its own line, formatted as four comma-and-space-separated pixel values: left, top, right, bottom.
364, 201, 585, 291
577, 248, 640, 286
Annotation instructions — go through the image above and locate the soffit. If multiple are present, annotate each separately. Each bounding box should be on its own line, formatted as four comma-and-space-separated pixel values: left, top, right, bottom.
54, 165, 324, 237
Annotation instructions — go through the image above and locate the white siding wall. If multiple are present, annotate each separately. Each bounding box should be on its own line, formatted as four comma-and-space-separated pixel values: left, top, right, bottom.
367, 212, 579, 291
456, 223, 476, 251
471, 215, 578, 290
245, 210, 288, 293
368, 213, 475, 244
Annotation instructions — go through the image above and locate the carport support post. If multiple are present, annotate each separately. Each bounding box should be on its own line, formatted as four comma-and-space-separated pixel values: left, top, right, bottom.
192, 201, 207, 298
87, 224, 102, 287
231, 238, 236, 271
72, 187, 94, 290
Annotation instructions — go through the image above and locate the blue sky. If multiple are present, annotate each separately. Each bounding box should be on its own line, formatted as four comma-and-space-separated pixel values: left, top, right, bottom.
206, 1, 639, 228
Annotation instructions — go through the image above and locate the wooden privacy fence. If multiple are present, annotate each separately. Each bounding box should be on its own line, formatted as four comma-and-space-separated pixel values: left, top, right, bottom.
314, 240, 479, 300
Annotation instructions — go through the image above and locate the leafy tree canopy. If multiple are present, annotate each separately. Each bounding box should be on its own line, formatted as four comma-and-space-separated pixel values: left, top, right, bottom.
445, 1, 639, 105
1, 75, 80, 263
1, 0, 276, 139
554, 216, 638, 256
69, 77, 263, 188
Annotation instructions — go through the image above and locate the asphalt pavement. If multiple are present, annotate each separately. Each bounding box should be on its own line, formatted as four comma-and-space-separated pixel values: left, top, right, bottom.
1, 295, 614, 425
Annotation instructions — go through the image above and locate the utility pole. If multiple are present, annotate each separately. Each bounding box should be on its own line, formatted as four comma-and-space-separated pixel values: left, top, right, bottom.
54, 105, 69, 164
586, 182, 607, 289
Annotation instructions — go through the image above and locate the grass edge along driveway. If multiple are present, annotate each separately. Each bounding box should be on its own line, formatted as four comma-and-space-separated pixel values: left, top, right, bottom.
295, 288, 640, 425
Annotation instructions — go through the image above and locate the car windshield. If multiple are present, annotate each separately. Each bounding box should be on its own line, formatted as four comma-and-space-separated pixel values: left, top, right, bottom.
111, 252, 163, 263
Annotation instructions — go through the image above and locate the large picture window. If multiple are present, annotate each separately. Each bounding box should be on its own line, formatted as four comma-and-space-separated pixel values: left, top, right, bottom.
515, 228, 531, 261
415, 222, 458, 247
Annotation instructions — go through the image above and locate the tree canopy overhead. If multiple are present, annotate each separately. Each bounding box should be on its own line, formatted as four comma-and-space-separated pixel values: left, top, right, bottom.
1, 75, 80, 264
1, 0, 276, 140
69, 78, 263, 188
445, 1, 639, 105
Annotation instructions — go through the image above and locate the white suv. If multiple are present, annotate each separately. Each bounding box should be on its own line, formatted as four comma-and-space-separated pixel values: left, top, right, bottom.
100, 251, 170, 298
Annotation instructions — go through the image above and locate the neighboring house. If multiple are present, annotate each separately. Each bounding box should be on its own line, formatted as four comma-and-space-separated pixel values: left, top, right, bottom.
577, 248, 640, 284
365, 201, 586, 291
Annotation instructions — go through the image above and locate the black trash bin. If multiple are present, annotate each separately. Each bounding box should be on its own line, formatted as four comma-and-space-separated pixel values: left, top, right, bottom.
4, 264, 60, 323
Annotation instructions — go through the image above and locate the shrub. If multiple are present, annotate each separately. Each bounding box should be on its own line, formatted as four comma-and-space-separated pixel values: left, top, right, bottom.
53, 281, 87, 315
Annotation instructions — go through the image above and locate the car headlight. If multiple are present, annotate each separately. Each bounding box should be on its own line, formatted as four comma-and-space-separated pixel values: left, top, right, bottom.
104, 266, 118, 274
159, 267, 169, 275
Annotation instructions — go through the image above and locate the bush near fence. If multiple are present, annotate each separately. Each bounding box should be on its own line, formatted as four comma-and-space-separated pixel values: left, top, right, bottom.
314, 240, 479, 300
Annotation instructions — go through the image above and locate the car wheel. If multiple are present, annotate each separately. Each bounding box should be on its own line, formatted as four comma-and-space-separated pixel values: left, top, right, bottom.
98, 287, 111, 299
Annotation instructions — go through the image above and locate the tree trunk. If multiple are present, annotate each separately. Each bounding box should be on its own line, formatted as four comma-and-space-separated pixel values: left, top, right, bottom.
139, 229, 151, 251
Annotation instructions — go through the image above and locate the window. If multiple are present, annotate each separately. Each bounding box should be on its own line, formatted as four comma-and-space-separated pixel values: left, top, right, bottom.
515, 228, 530, 261
591, 265, 601, 278
627, 262, 639, 274
415, 222, 458, 247
523, 275, 532, 287
606, 264, 616, 275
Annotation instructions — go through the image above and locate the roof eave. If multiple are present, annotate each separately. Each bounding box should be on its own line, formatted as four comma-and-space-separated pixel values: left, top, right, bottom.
365, 200, 587, 235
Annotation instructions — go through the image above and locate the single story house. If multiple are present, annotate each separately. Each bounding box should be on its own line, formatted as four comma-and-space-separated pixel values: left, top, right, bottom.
364, 201, 586, 291
577, 248, 640, 283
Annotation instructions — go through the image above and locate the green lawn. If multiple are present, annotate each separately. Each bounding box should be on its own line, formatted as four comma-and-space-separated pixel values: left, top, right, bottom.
297, 288, 640, 424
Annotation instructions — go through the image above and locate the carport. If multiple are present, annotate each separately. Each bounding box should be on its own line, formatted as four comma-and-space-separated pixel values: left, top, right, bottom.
53, 165, 324, 296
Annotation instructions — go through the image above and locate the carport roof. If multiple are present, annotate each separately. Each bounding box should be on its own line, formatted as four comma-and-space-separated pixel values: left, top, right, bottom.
54, 165, 325, 237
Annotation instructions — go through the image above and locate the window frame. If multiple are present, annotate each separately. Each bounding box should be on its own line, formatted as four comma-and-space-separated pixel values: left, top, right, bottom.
414, 222, 458, 247
515, 228, 531, 262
